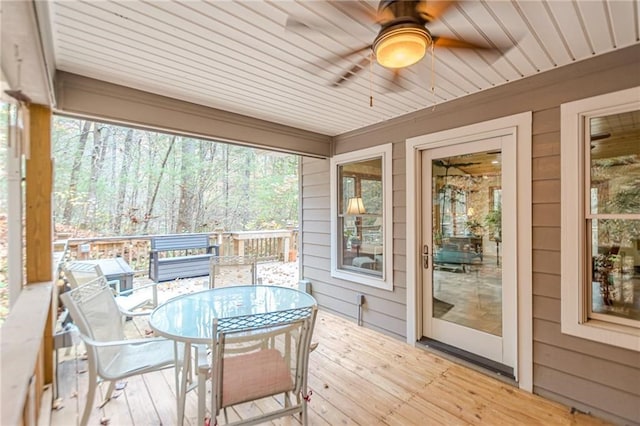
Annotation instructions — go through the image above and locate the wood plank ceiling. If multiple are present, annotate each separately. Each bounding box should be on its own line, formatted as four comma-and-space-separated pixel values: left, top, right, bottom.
45, 0, 640, 137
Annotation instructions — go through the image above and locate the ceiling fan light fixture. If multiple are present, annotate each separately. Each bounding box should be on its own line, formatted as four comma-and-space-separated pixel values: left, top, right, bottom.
373, 26, 432, 69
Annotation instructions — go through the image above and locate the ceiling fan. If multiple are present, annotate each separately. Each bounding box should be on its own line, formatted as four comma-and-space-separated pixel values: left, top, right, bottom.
289, 0, 499, 89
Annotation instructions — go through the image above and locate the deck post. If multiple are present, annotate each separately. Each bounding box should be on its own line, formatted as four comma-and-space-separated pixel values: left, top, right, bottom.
25, 104, 55, 420
283, 234, 290, 262
236, 237, 245, 256
26, 104, 53, 283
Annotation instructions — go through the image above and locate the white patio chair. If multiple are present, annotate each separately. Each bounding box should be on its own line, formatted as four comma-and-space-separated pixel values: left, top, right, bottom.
208, 255, 258, 288
63, 260, 157, 312
60, 276, 179, 426
198, 305, 318, 425
196, 255, 260, 377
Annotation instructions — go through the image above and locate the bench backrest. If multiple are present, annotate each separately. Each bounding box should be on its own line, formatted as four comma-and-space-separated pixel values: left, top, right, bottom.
150, 233, 212, 251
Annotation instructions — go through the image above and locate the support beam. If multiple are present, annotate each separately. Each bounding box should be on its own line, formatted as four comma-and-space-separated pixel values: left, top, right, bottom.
55, 71, 331, 158
25, 104, 55, 387
26, 104, 53, 282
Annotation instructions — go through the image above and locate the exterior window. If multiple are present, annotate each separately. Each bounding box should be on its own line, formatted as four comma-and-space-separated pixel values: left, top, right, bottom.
561, 87, 640, 351
588, 110, 640, 326
330, 144, 392, 290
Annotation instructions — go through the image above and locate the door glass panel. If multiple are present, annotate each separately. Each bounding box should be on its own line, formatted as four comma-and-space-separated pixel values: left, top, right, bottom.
432, 151, 502, 336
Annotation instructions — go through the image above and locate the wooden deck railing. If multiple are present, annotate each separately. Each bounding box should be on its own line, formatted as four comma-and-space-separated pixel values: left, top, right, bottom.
216, 229, 298, 261
0, 229, 297, 425
60, 229, 298, 275
0, 282, 53, 426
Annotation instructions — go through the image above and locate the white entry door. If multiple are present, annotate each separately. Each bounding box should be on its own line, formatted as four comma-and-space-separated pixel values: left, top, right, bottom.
421, 135, 516, 369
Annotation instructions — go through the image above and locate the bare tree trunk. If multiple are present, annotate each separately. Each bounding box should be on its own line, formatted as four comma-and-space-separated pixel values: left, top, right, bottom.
63, 120, 91, 223
126, 136, 142, 234
194, 143, 217, 230
113, 128, 133, 233
81, 122, 105, 229
144, 133, 155, 231
223, 144, 230, 229
107, 126, 117, 221
176, 139, 196, 233
241, 150, 252, 230
142, 135, 176, 233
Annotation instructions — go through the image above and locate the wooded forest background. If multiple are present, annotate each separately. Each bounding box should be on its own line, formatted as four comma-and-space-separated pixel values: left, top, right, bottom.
53, 117, 300, 236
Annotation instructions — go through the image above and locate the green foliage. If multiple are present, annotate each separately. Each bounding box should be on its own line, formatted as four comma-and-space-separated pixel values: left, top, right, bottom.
52, 117, 299, 235
465, 219, 483, 236
484, 208, 502, 242
610, 181, 640, 213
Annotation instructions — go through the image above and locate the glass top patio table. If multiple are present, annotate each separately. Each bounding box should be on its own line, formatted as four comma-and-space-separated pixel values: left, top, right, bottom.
148, 285, 317, 425
150, 285, 317, 344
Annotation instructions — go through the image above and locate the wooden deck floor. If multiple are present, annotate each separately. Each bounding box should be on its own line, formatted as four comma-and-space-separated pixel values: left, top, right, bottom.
51, 309, 610, 426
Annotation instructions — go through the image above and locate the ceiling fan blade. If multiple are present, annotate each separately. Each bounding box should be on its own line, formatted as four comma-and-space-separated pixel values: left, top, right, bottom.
308, 45, 371, 74
285, 16, 315, 33
375, 3, 396, 24
433, 159, 480, 168
381, 69, 410, 93
325, 45, 372, 63
332, 1, 393, 25
433, 36, 493, 50
285, 14, 375, 38
416, 0, 457, 22
331, 56, 371, 87
303, 45, 371, 83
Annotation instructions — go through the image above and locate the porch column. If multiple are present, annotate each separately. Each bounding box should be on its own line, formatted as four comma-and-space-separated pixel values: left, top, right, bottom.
26, 104, 54, 386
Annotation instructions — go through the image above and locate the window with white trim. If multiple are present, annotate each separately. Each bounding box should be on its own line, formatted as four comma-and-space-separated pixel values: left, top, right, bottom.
560, 87, 640, 351
330, 144, 393, 290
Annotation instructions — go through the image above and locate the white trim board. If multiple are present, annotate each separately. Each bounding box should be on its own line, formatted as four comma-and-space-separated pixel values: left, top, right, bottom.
405, 112, 533, 392
329, 143, 394, 290
560, 87, 640, 351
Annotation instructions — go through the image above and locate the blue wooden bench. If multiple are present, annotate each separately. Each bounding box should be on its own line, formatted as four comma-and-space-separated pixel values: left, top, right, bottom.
149, 234, 219, 283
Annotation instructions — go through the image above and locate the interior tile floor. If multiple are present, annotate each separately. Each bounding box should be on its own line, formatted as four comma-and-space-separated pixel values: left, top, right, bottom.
434, 256, 502, 336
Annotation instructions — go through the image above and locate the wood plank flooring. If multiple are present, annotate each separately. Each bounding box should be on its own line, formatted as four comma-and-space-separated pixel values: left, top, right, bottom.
51, 310, 610, 426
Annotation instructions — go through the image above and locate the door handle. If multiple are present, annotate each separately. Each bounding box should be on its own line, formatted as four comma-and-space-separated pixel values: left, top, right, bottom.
422, 244, 429, 269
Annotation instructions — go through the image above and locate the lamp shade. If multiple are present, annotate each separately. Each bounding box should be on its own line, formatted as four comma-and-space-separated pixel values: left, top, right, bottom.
373, 26, 431, 69
346, 197, 366, 215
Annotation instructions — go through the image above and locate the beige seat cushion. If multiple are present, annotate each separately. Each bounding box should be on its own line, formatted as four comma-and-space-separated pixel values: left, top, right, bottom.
221, 348, 293, 407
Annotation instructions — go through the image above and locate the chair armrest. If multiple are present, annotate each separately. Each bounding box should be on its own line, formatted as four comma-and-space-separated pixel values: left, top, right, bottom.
117, 306, 151, 318
81, 335, 168, 348
117, 282, 157, 297
116, 281, 159, 309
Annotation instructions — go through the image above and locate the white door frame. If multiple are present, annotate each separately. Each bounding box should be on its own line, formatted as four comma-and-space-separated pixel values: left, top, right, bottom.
423, 137, 515, 366
405, 112, 533, 391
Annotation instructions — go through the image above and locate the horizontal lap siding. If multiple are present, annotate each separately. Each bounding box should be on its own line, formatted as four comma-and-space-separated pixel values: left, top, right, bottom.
528, 64, 639, 423
300, 45, 640, 424
301, 142, 407, 340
